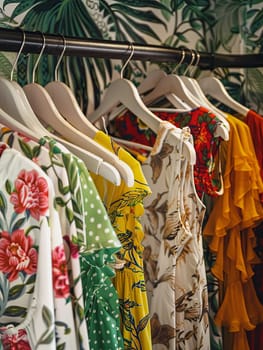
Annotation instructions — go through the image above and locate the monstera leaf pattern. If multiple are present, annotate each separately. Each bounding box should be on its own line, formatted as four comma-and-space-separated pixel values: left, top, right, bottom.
0, 0, 262, 113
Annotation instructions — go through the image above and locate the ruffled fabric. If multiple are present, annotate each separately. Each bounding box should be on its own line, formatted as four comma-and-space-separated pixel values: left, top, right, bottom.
203, 115, 263, 350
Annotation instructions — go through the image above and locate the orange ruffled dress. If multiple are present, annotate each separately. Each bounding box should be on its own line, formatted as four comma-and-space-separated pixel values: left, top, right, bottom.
203, 114, 263, 350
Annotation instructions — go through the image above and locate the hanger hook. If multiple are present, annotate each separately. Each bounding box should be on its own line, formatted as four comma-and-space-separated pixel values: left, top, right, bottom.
184, 49, 196, 76
10, 28, 26, 81
120, 42, 134, 79
55, 34, 66, 81
32, 32, 46, 83
173, 48, 185, 74
190, 50, 200, 77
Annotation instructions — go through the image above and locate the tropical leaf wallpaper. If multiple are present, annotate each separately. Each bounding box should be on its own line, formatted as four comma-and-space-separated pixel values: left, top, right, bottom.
0, 0, 262, 114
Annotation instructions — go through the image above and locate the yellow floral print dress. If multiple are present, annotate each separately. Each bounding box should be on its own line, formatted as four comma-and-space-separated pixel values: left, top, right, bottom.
90, 131, 152, 350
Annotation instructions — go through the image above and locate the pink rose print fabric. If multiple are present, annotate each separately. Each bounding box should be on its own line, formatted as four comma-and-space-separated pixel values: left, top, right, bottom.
0, 229, 37, 282
10, 169, 49, 220
0, 128, 90, 349
1, 328, 31, 349
0, 147, 61, 349
52, 245, 70, 299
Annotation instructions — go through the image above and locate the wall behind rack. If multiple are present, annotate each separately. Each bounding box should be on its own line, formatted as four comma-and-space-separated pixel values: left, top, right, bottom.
0, 1, 262, 114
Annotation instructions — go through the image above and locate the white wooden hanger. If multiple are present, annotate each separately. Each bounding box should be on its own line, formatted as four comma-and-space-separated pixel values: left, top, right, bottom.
87, 45, 196, 165
108, 51, 192, 121
137, 69, 167, 95
0, 79, 122, 185
142, 71, 201, 110
138, 49, 191, 110
23, 33, 134, 186
139, 52, 228, 141
0, 31, 122, 185
179, 52, 230, 140
42, 34, 133, 187
141, 50, 200, 110
108, 68, 190, 121
138, 51, 192, 111
198, 76, 249, 116
0, 107, 39, 142
44, 35, 98, 138
107, 50, 194, 123
0, 30, 45, 138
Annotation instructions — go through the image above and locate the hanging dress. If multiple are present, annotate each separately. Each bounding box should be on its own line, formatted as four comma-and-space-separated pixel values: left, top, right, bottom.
90, 130, 152, 350
75, 158, 124, 350
0, 126, 89, 349
203, 114, 263, 350
0, 124, 127, 349
108, 118, 210, 349
0, 146, 57, 349
140, 123, 193, 349
109, 107, 222, 349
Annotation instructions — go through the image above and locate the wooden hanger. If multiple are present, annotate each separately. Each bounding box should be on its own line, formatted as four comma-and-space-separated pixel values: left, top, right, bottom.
42, 34, 133, 187
198, 76, 249, 116
1, 76, 123, 184
106, 50, 193, 121
141, 50, 199, 109
139, 52, 191, 111
23, 32, 133, 186
0, 30, 122, 185
138, 69, 167, 95
179, 52, 230, 140
142, 72, 200, 109
0, 107, 39, 142
108, 68, 190, 122
44, 35, 98, 138
87, 44, 196, 165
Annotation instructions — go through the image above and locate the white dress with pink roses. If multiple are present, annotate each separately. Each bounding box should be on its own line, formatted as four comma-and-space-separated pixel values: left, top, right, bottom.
0, 146, 58, 349
0, 125, 124, 349
0, 127, 90, 349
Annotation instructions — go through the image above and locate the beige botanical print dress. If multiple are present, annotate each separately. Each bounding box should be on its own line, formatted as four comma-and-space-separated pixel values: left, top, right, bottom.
176, 149, 210, 350
140, 124, 210, 349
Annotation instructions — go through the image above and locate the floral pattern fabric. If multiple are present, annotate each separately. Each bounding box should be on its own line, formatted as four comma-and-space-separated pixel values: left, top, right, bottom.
0, 127, 88, 349
39, 138, 124, 349
135, 123, 210, 349
0, 147, 57, 349
109, 107, 223, 199
0, 125, 126, 349
90, 130, 152, 350
109, 110, 221, 348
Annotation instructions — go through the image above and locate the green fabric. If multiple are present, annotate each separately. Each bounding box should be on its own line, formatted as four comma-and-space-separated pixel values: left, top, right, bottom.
76, 158, 124, 350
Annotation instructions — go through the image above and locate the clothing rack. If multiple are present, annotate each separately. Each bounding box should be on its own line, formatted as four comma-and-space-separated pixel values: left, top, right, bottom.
1, 27, 263, 70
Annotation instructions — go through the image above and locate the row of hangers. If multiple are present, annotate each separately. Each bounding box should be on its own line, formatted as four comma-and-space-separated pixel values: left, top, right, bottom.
102, 48, 249, 142
0, 31, 134, 187
0, 29, 250, 189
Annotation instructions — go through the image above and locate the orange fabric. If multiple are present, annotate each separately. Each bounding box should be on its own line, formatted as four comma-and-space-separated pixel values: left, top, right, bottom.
232, 329, 251, 350
203, 115, 263, 350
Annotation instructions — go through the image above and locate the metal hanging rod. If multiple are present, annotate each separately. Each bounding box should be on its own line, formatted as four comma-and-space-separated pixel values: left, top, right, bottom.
1, 27, 263, 70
